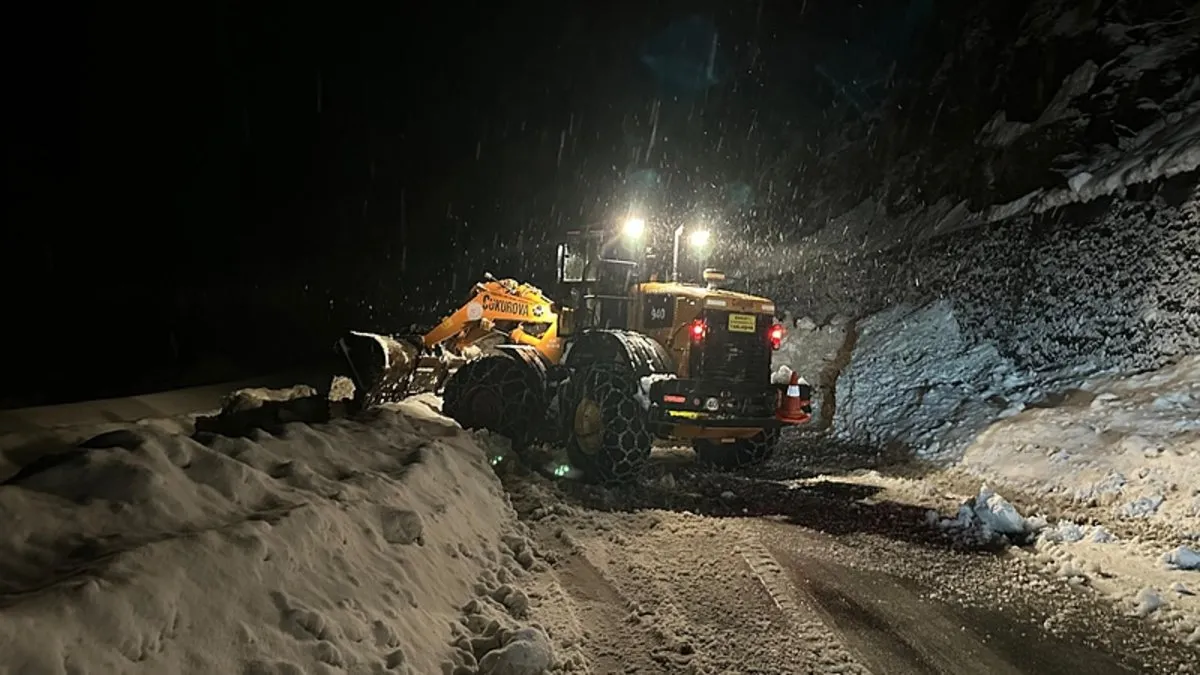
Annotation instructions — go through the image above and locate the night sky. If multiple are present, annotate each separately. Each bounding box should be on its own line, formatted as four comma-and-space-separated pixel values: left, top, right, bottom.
6, 0, 938, 407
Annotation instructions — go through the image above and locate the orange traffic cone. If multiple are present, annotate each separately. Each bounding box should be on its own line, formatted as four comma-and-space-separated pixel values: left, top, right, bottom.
776, 371, 811, 424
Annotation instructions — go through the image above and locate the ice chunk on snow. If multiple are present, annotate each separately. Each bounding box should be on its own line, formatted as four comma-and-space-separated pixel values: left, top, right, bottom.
772, 365, 793, 385
1068, 171, 1093, 193
1121, 493, 1165, 518
975, 488, 1031, 535
771, 365, 808, 386
938, 486, 1042, 543
637, 374, 677, 410
1074, 471, 1126, 505
1039, 520, 1085, 544
1135, 587, 1165, 617
1164, 546, 1200, 571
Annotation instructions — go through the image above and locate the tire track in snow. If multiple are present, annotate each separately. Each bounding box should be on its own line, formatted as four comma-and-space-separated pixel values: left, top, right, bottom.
757, 521, 1137, 675
553, 551, 674, 673
533, 511, 869, 674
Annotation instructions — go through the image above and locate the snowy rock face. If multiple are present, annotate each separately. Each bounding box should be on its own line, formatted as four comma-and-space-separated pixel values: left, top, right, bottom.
742, 0, 1200, 319
918, 181, 1200, 374
747, 0, 1200, 465
758, 175, 1198, 460
763, 172, 1200, 375
831, 301, 1028, 461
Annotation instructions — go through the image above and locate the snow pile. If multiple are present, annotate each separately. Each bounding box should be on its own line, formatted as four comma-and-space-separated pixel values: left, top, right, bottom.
958, 355, 1200, 533
193, 384, 331, 437
1030, 518, 1200, 637
445, 527, 570, 674
938, 356, 1200, 637
0, 391, 538, 674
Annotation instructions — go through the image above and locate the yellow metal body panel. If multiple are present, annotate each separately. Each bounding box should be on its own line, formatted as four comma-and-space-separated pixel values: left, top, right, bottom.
636, 282, 776, 313
419, 278, 565, 364
413, 277, 777, 387
627, 282, 778, 378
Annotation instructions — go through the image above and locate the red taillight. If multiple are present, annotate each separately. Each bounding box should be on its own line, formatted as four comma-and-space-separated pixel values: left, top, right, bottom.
690, 319, 707, 341
663, 394, 686, 404
769, 324, 784, 350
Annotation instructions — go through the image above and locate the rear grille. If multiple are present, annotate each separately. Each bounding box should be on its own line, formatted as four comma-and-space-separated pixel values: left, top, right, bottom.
695, 311, 771, 383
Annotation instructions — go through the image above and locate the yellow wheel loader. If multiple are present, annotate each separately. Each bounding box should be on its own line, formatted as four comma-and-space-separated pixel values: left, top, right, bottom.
336, 226, 812, 483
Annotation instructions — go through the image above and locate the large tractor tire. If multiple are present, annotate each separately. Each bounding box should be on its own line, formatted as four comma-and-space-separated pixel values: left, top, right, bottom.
561, 364, 652, 484
692, 428, 779, 470
442, 354, 545, 449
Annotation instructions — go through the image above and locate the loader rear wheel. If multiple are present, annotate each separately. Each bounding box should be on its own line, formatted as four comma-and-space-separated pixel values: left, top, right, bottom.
442, 354, 544, 449
562, 364, 652, 484
692, 429, 779, 470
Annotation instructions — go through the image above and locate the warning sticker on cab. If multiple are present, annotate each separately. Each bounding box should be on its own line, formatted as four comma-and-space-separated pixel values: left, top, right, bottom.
727, 313, 757, 333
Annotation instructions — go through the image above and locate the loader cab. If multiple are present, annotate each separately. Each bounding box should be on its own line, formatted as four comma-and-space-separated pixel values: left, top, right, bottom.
555, 229, 641, 333
627, 271, 784, 381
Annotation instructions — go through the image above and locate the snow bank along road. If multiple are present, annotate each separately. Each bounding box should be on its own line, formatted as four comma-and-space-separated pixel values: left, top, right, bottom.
0, 383, 1197, 674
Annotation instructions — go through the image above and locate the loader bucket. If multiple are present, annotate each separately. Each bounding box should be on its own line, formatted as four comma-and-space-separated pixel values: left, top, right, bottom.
335, 331, 422, 407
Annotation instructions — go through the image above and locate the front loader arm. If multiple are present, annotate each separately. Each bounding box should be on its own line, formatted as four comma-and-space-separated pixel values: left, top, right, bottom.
338, 276, 561, 406
421, 281, 558, 352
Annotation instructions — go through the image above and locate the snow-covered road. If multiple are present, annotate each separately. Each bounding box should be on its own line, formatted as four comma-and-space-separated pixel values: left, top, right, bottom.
1, 382, 1196, 674
499, 440, 1200, 674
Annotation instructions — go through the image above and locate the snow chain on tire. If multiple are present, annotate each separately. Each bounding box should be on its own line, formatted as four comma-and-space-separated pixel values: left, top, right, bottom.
442, 354, 544, 450
562, 364, 652, 484
693, 428, 779, 470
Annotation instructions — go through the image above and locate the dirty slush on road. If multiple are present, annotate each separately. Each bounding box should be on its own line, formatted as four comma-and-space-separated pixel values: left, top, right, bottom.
2, 386, 1196, 674
478, 431, 1199, 675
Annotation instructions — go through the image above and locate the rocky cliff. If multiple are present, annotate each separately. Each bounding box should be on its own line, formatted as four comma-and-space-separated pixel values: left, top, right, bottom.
759, 0, 1200, 460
